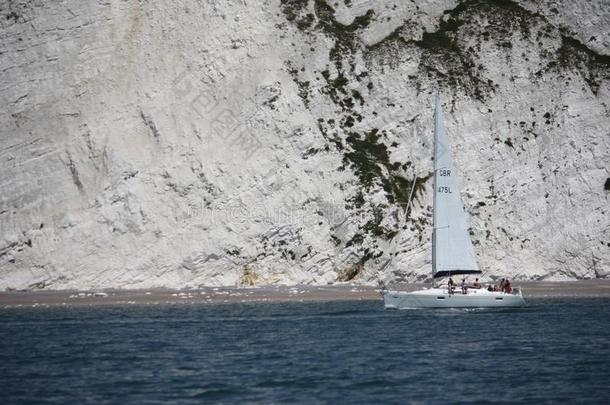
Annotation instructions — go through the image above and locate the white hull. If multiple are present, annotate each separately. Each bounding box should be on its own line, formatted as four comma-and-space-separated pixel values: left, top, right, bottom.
383, 287, 526, 309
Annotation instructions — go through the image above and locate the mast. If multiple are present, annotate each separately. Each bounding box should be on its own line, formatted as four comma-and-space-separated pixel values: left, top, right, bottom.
431, 94, 439, 278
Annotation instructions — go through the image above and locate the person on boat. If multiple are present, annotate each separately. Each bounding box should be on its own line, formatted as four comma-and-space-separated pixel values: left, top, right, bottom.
473, 278, 481, 289
460, 278, 467, 294
487, 284, 493, 292
448, 277, 456, 294
504, 278, 512, 293
499, 278, 505, 291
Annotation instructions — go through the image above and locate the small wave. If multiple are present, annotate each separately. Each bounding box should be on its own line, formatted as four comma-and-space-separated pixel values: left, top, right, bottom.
188, 383, 243, 400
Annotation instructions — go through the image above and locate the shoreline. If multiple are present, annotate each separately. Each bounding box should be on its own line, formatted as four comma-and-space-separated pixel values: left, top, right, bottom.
1, 280, 609, 308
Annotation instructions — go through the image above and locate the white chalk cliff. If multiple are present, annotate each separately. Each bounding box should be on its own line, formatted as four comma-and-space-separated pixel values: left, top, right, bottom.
1, 0, 608, 290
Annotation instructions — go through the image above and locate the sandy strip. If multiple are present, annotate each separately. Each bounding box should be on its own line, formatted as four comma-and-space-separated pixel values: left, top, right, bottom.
1, 280, 609, 308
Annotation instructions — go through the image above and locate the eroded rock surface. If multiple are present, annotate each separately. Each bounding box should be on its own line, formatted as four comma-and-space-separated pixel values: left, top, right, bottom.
0, 0, 608, 289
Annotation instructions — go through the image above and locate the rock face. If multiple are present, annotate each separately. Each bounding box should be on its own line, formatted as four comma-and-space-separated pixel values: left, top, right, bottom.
0, 0, 608, 290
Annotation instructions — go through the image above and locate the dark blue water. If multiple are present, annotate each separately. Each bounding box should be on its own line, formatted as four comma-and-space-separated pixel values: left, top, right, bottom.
1, 299, 609, 404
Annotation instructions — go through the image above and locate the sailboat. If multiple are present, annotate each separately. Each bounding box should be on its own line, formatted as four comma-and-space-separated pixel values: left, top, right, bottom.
383, 95, 526, 309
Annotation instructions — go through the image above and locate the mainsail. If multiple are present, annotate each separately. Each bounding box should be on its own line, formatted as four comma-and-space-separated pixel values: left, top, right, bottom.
432, 95, 480, 278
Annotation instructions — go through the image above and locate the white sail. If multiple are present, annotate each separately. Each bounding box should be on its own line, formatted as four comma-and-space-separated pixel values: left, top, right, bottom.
432, 95, 479, 277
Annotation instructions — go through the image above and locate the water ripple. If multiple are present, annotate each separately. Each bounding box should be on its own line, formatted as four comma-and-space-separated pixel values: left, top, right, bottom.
1, 298, 609, 403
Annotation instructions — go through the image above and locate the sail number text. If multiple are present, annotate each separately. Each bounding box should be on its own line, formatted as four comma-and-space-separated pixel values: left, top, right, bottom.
438, 186, 452, 193
438, 170, 452, 193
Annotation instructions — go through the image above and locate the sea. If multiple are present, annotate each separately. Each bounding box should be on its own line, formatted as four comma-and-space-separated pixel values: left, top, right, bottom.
1, 298, 609, 404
